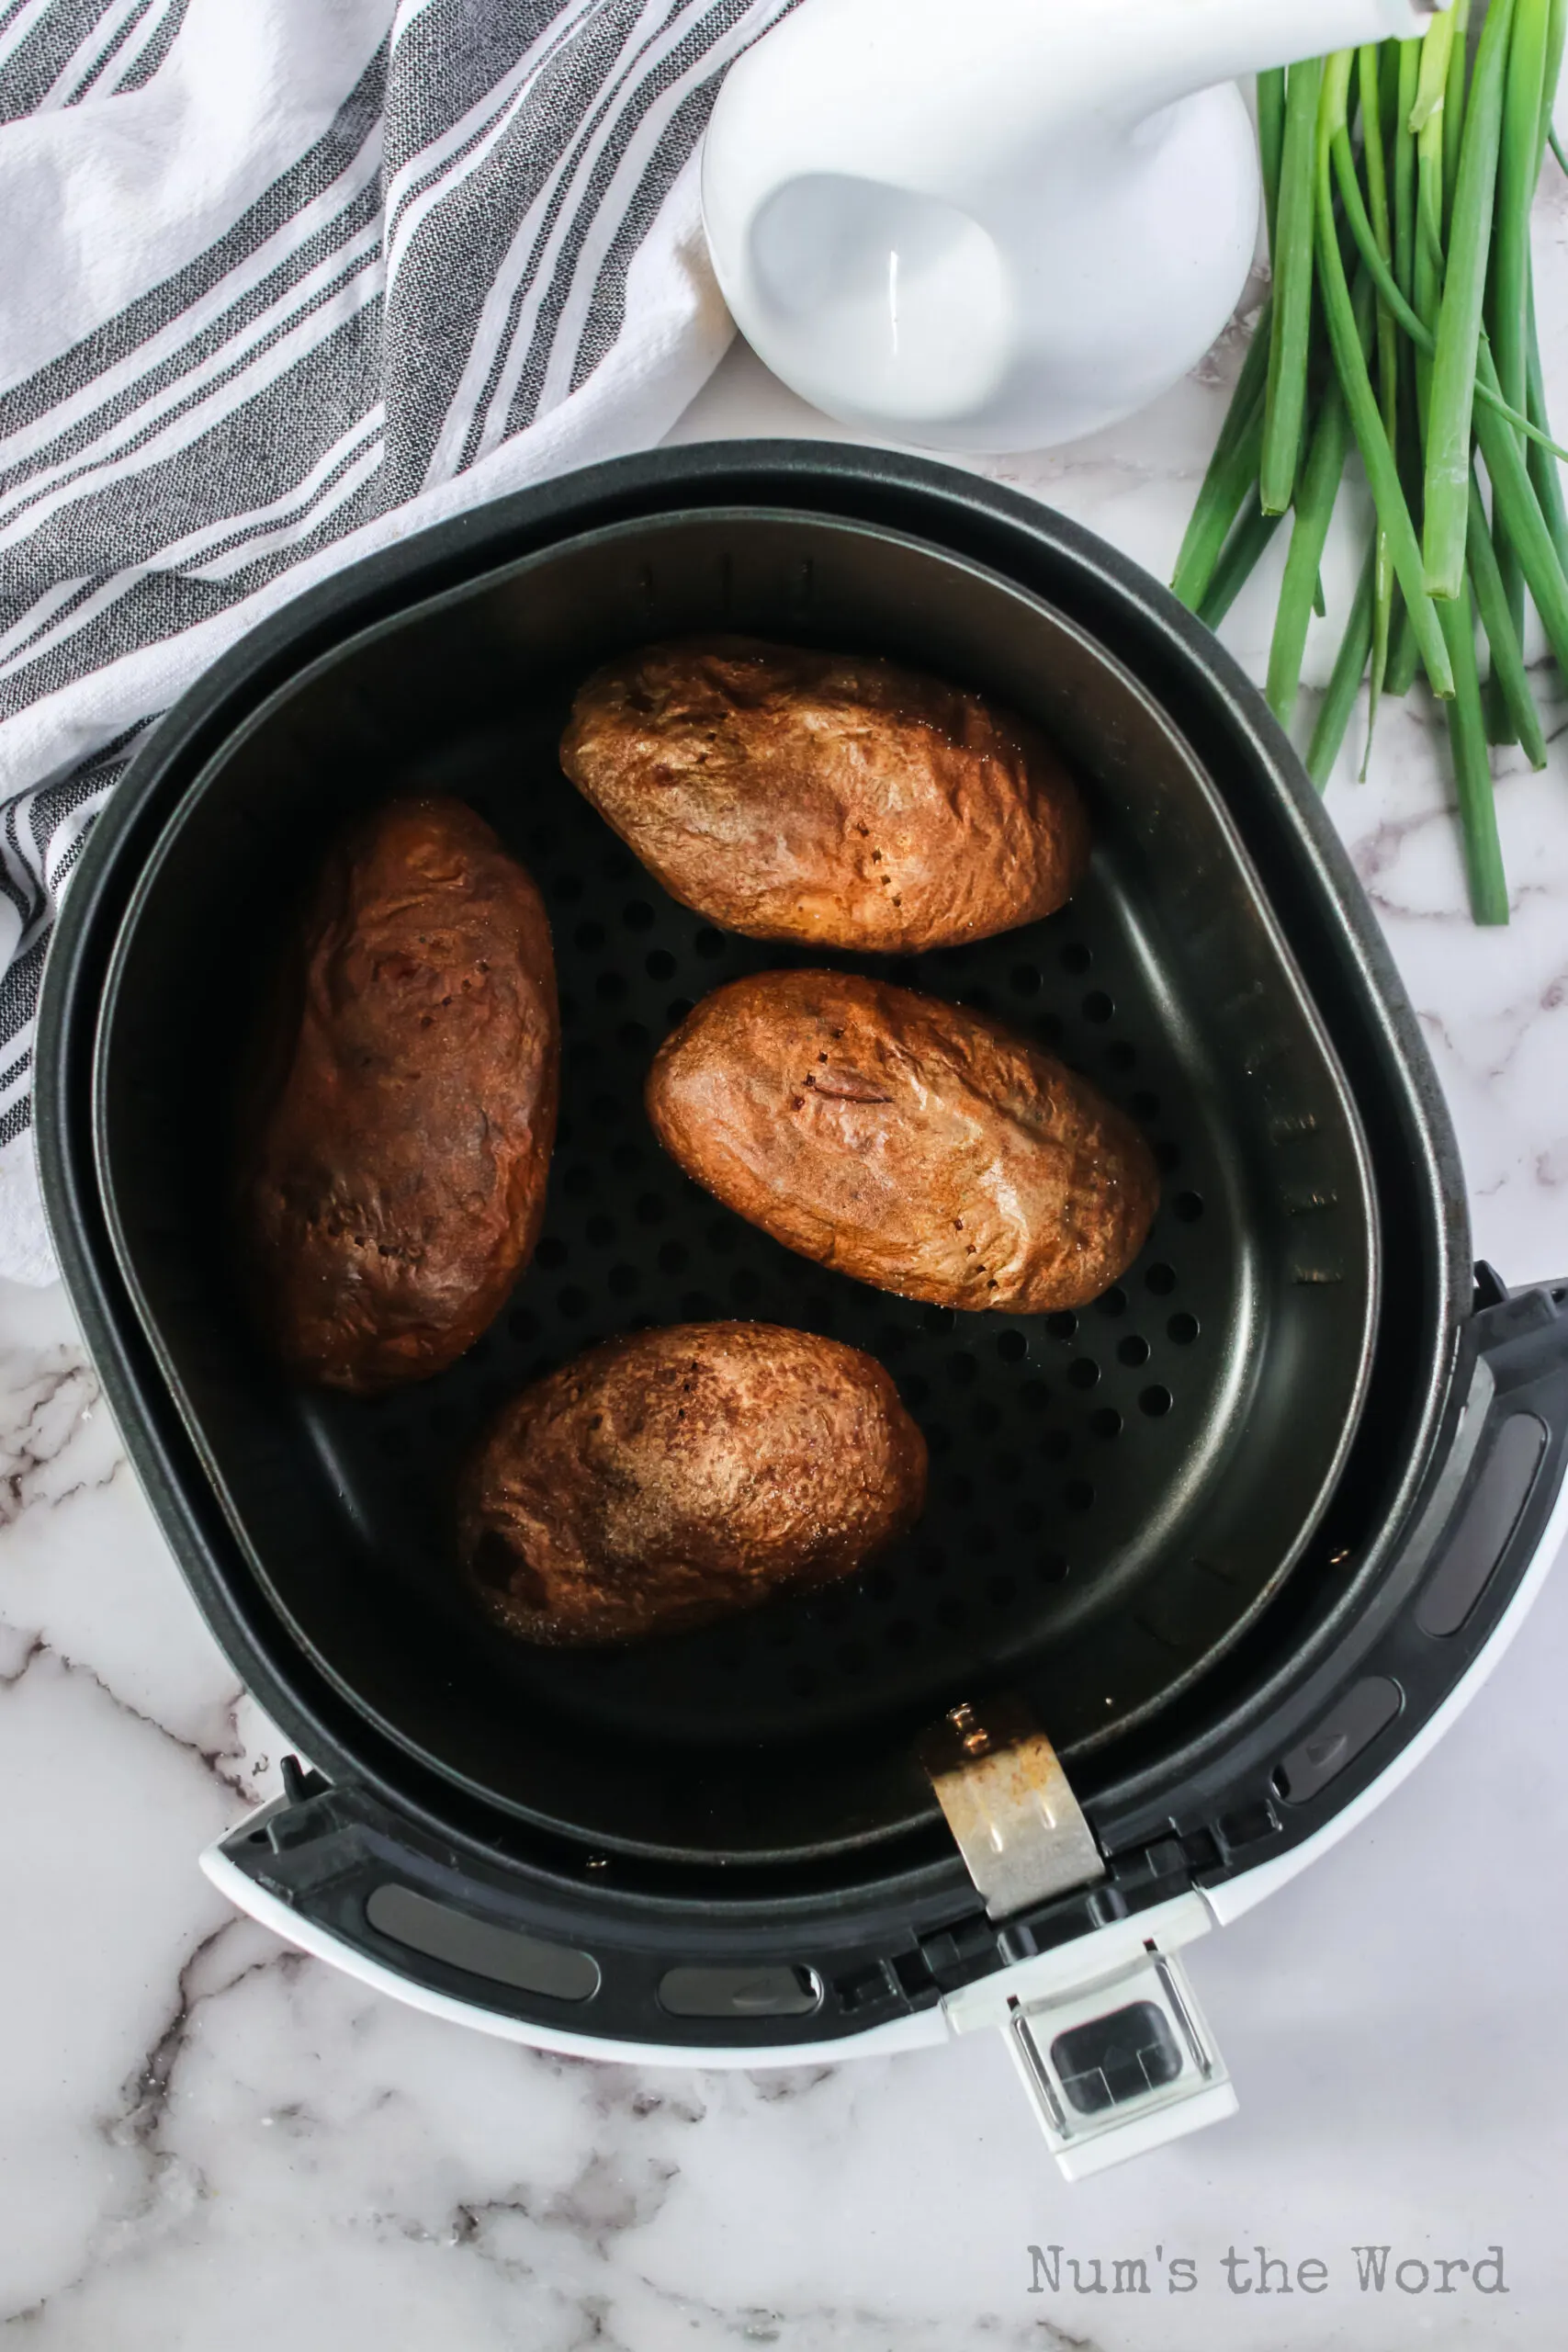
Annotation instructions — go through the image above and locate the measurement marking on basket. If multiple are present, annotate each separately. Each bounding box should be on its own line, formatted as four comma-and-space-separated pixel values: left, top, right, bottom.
1269, 1113, 1320, 1144
1292, 1267, 1345, 1284
1285, 1190, 1339, 1216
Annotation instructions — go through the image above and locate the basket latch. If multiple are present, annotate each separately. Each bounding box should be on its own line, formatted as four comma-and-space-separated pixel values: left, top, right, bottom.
922, 1699, 1236, 2178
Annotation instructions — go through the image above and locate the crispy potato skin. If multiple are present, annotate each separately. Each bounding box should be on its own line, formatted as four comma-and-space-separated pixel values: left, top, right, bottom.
459, 1322, 928, 1646
558, 636, 1089, 952
239, 797, 558, 1394
647, 971, 1157, 1314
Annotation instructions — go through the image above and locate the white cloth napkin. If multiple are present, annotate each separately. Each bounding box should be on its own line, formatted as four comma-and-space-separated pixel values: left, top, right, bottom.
0, 0, 792, 1283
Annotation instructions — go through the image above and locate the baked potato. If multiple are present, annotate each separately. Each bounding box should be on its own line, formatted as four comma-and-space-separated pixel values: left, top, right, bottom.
647, 970, 1157, 1314
458, 1322, 927, 1645
559, 635, 1088, 952
239, 797, 558, 1393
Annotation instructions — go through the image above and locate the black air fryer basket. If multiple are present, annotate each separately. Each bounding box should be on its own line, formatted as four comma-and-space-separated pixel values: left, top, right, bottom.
36, 445, 1568, 2056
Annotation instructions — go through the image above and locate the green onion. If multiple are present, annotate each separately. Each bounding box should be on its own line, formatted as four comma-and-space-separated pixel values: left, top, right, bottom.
1384, 597, 1423, 697
1529, 6, 1568, 574
1268, 384, 1352, 724
1210, 303, 1273, 473
1474, 340, 1568, 678
1423, 0, 1517, 599
1359, 40, 1399, 762
1307, 548, 1377, 788
1527, 286, 1568, 571
1393, 38, 1421, 304
1169, 300, 1274, 609
1414, 9, 1454, 422
1497, 3, 1550, 437
1444, 0, 1473, 232
1384, 36, 1424, 715
1360, 45, 1398, 401
1258, 66, 1286, 254
1409, 12, 1454, 151
1541, 0, 1568, 168
1269, 272, 1375, 729
1436, 585, 1511, 924
1489, 0, 1550, 737
1468, 470, 1549, 765
1198, 505, 1284, 629
1170, 370, 1266, 612
1263, 57, 1324, 513
1407, 30, 1512, 915
1329, 129, 1568, 451
1176, 10, 1565, 922
1318, 52, 1454, 695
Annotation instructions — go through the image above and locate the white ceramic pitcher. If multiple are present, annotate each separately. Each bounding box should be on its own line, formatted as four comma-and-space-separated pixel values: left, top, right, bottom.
702, 0, 1450, 452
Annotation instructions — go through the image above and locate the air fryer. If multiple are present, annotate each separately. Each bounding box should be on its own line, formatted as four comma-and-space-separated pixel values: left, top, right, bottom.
35, 445, 1568, 2177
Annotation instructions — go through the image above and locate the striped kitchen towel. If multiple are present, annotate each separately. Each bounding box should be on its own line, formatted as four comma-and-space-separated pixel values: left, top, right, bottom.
0, 0, 794, 1282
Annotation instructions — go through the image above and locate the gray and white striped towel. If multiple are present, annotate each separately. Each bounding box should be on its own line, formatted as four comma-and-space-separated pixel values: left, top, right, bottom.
0, 0, 795, 1282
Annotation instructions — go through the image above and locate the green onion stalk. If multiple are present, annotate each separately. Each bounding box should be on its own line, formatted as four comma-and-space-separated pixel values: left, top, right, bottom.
1173, 10, 1568, 925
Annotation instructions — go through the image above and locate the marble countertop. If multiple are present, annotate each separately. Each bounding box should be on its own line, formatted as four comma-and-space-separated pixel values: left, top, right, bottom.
6, 278, 1568, 2346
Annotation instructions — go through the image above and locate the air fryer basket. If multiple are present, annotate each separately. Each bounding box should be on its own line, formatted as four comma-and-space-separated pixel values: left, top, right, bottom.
89, 509, 1378, 1864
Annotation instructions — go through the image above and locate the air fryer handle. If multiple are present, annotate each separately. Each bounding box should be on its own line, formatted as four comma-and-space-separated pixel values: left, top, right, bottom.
1438, 1272, 1568, 1642
198, 1770, 956, 2057
1265, 1271, 1568, 1822
1194, 1270, 1568, 1920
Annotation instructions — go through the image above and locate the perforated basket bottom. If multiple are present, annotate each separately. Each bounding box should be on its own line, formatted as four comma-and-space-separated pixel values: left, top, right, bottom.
299, 717, 1242, 1758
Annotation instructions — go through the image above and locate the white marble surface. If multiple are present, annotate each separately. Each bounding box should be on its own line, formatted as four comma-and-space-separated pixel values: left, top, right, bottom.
6, 245, 1568, 2343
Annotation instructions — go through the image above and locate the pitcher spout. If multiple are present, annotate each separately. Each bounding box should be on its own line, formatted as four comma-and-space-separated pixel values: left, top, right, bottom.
703, 0, 1451, 453
1068, 0, 1451, 131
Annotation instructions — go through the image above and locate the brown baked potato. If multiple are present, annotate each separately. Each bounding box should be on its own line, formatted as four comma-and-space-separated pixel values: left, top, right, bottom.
558, 636, 1088, 952
239, 797, 558, 1394
458, 1322, 927, 1646
647, 971, 1157, 1314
